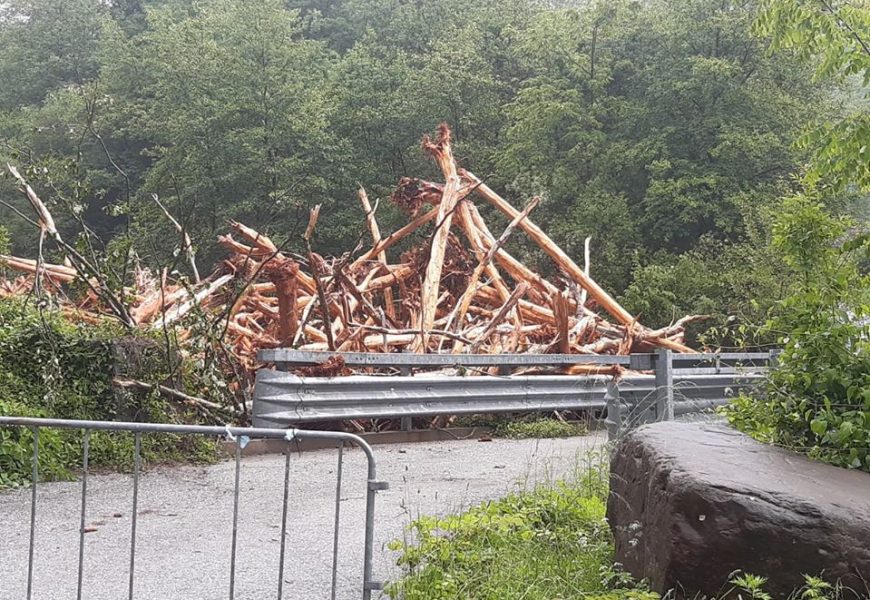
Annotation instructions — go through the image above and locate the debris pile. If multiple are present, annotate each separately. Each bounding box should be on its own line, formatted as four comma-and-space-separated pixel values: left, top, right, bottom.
1, 124, 702, 389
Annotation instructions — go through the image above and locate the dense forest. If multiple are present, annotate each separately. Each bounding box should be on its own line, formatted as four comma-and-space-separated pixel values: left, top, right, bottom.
0, 0, 867, 339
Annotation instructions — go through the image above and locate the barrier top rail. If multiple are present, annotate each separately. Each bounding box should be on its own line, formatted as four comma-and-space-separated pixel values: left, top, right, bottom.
258, 349, 774, 369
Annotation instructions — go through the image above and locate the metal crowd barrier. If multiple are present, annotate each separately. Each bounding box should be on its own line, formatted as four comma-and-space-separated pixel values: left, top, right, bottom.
0, 416, 388, 600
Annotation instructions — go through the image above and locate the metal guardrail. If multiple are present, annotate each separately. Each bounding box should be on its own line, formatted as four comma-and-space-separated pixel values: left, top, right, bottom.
0, 417, 388, 600
252, 349, 774, 430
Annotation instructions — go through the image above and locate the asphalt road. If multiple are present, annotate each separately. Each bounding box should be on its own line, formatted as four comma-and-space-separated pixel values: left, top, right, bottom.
0, 431, 605, 600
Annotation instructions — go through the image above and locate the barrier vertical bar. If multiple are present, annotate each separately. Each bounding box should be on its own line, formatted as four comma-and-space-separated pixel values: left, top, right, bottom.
604, 380, 621, 442
76, 430, 90, 600
330, 443, 344, 600
229, 444, 241, 600
128, 432, 141, 600
769, 348, 781, 368
26, 428, 38, 600
362, 468, 387, 600
277, 448, 291, 599
654, 349, 674, 421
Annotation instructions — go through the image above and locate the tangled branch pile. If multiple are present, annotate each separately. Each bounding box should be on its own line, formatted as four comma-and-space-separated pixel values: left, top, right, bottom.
1, 124, 702, 389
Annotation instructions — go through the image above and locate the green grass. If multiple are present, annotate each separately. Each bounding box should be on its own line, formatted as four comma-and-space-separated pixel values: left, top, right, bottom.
492, 418, 587, 439
386, 453, 656, 600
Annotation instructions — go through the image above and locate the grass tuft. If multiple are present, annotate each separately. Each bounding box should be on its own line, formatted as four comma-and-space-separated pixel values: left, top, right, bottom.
493, 418, 587, 439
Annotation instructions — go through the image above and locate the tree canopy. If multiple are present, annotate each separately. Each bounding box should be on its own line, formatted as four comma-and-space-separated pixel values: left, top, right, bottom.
0, 0, 866, 338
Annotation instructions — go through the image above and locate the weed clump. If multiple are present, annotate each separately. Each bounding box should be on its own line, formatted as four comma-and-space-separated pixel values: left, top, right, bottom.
494, 418, 587, 439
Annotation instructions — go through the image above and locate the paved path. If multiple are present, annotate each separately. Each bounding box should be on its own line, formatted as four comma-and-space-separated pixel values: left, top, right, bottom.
0, 431, 605, 600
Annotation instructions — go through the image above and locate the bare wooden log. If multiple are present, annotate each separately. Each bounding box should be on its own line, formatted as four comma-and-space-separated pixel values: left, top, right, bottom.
8, 164, 136, 327
581, 236, 591, 308
0, 255, 78, 282
465, 202, 556, 303
112, 377, 232, 412
349, 322, 473, 345
464, 170, 637, 327
263, 257, 300, 345
358, 187, 397, 320
475, 285, 555, 324
564, 364, 622, 376
153, 194, 200, 283
456, 202, 511, 301
300, 332, 417, 351
552, 290, 571, 354
131, 286, 188, 324
447, 196, 541, 334
303, 205, 336, 351
230, 221, 278, 254
468, 282, 529, 353
363, 264, 416, 292
7, 164, 59, 238
416, 124, 463, 351
151, 274, 234, 330
218, 234, 272, 257
352, 206, 439, 267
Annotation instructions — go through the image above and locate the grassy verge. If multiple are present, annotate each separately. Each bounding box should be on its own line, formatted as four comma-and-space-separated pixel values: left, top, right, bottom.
385, 453, 657, 600
386, 455, 854, 600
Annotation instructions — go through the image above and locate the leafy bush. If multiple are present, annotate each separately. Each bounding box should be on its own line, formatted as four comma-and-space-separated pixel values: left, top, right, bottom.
0, 300, 215, 486
620, 233, 789, 347
0, 391, 72, 487
721, 195, 869, 471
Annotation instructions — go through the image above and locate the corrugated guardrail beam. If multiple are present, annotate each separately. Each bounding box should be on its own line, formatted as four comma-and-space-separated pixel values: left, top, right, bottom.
252, 370, 765, 427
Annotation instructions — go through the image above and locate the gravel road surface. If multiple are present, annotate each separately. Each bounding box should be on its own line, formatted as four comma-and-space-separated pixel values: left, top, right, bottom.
0, 432, 604, 600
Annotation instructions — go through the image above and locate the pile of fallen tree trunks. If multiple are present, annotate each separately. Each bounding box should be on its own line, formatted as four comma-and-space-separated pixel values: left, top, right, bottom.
1, 123, 704, 407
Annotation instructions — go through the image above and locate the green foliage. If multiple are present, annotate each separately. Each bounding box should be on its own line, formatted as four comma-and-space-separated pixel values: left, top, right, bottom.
0, 300, 216, 487
493, 418, 586, 439
726, 572, 850, 600
754, 0, 870, 192
386, 464, 656, 600
620, 230, 789, 347
0, 0, 844, 337
0, 225, 9, 255
722, 195, 870, 471
755, 0, 869, 86
0, 391, 72, 487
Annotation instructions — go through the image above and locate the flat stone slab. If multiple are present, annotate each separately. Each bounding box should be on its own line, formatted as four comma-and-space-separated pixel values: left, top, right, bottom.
607, 421, 870, 598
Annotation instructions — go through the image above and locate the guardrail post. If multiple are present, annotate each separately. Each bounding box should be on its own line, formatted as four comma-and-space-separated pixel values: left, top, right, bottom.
653, 349, 674, 422
604, 379, 622, 442
768, 348, 781, 368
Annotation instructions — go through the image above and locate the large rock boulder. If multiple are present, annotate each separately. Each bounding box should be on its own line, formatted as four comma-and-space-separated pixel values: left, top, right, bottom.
607, 421, 870, 598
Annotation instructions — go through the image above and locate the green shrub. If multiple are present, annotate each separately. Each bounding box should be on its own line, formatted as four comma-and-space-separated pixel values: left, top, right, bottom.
0, 299, 216, 486
721, 195, 869, 471
0, 392, 73, 487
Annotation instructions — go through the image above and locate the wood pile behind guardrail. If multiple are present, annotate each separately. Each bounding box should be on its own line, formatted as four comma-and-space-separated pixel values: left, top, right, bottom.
1, 123, 706, 390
